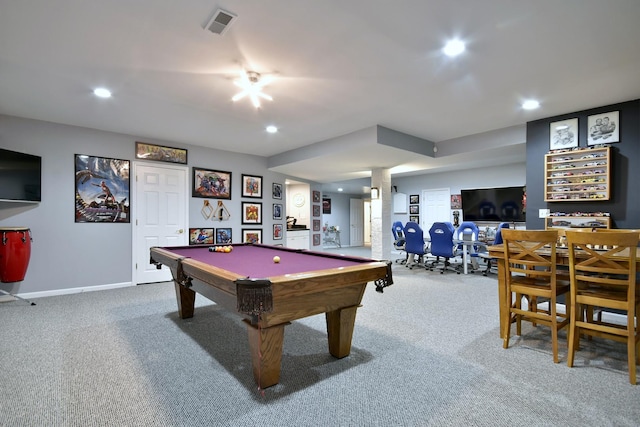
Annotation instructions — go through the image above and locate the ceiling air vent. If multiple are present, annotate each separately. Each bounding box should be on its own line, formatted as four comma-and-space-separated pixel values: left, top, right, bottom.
205, 9, 237, 35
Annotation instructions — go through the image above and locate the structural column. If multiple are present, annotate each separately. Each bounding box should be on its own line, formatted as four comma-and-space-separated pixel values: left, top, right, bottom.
370, 168, 392, 260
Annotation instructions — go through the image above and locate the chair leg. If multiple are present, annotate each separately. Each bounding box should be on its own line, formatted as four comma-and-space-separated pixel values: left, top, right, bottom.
627, 309, 637, 385
567, 302, 580, 368
550, 299, 559, 364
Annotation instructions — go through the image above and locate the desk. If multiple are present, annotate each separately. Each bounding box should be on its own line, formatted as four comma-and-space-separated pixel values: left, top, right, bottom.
150, 243, 392, 388
488, 244, 640, 339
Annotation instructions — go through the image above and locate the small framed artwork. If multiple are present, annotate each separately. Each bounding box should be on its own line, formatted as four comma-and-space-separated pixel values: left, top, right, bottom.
189, 228, 214, 245
242, 229, 262, 244
135, 141, 187, 164
451, 194, 462, 209
409, 215, 419, 223
313, 234, 321, 246
588, 111, 619, 145
312, 190, 321, 203
409, 205, 419, 214
322, 197, 331, 214
215, 228, 232, 244
273, 224, 283, 240
272, 183, 283, 199
242, 201, 262, 224
242, 174, 262, 198
313, 204, 321, 217
549, 118, 578, 150
273, 203, 283, 220
409, 194, 419, 204
192, 168, 232, 199
313, 219, 321, 231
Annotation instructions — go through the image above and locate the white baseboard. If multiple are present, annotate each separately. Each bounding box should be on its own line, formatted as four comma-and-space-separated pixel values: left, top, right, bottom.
16, 282, 134, 299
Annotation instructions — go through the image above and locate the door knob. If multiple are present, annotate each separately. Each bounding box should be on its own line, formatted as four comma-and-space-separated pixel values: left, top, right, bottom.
177, 229, 184, 234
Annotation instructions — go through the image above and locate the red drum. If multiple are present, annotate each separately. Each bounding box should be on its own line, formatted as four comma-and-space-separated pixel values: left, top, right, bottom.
0, 227, 32, 283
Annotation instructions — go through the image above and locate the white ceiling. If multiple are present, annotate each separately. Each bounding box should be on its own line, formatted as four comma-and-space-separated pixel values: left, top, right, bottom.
1, 1, 639, 194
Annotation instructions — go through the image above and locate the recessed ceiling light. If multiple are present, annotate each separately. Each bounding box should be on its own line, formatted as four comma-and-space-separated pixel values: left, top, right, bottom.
442, 39, 465, 57
266, 125, 278, 133
338, 188, 343, 192
93, 88, 112, 98
522, 100, 540, 110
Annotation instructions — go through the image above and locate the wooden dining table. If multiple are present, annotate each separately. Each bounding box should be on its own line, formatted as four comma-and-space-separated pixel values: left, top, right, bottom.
487, 243, 640, 339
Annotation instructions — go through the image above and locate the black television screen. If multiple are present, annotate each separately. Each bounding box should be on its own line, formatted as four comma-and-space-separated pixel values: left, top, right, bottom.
0, 148, 42, 202
461, 186, 525, 222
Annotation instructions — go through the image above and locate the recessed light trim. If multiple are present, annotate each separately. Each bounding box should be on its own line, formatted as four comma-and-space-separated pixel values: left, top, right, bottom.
443, 39, 465, 57
522, 100, 540, 110
93, 88, 112, 98
266, 125, 278, 133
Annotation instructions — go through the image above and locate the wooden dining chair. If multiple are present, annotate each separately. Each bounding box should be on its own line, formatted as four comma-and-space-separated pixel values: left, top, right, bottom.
501, 229, 570, 363
565, 230, 640, 385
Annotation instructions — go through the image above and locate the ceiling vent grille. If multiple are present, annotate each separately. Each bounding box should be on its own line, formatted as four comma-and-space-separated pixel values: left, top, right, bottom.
205, 9, 237, 35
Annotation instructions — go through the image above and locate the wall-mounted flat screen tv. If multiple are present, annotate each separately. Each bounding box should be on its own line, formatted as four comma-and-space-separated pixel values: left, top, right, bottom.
461, 186, 525, 222
0, 148, 42, 202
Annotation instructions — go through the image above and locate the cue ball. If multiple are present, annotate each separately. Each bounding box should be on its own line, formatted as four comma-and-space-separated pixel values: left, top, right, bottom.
273, 256, 280, 263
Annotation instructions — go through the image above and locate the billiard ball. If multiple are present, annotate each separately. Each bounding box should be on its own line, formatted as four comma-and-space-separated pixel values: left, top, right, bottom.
273, 256, 280, 263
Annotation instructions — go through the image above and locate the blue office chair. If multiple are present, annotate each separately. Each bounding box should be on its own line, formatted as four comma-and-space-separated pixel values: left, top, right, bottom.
392, 221, 407, 264
478, 222, 510, 276
427, 222, 461, 274
455, 221, 483, 273
403, 221, 428, 269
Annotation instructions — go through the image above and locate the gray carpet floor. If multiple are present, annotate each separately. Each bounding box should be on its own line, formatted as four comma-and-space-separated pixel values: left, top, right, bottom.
1, 248, 639, 426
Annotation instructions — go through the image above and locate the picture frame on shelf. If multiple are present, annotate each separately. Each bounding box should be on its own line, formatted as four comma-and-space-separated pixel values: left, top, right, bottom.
192, 168, 231, 199
272, 182, 283, 199
312, 190, 321, 203
273, 203, 283, 220
189, 228, 214, 245
241, 174, 262, 198
588, 111, 619, 145
241, 201, 262, 224
409, 194, 419, 204
215, 228, 232, 244
242, 229, 262, 244
273, 224, 283, 240
549, 118, 578, 150
135, 141, 187, 164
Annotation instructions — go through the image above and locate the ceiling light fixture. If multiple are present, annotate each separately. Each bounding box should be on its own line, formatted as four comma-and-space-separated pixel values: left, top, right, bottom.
522, 100, 540, 110
93, 87, 112, 98
266, 125, 278, 133
232, 70, 273, 108
443, 39, 465, 57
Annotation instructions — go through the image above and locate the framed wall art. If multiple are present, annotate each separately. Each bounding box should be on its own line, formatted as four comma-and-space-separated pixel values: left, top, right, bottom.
192, 168, 232, 199
242, 201, 262, 224
313, 204, 321, 217
242, 174, 262, 198
409, 205, 419, 214
313, 234, 321, 246
409, 215, 419, 223
588, 111, 619, 145
272, 182, 283, 199
312, 190, 321, 203
273, 203, 283, 220
215, 228, 232, 244
273, 224, 283, 240
135, 141, 187, 164
75, 154, 130, 223
549, 118, 578, 150
409, 194, 419, 204
242, 229, 262, 244
322, 197, 331, 214
451, 194, 462, 209
313, 219, 321, 231
189, 228, 214, 245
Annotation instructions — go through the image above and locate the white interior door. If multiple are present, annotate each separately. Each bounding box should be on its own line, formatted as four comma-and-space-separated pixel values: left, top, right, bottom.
422, 188, 451, 233
134, 163, 188, 284
350, 198, 364, 246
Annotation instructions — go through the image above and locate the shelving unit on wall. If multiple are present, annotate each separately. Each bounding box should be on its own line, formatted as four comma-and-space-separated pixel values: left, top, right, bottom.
544, 146, 610, 201
544, 214, 611, 230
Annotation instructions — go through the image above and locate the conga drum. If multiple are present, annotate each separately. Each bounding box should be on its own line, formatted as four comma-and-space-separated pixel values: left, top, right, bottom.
0, 227, 32, 283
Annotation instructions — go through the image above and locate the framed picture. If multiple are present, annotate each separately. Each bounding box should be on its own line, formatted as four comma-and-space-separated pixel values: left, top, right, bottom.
409, 215, 419, 223
313, 234, 321, 246
242, 229, 262, 244
273, 203, 283, 220
192, 168, 231, 199
549, 118, 578, 150
313, 219, 321, 231
322, 197, 331, 214
451, 194, 462, 209
189, 228, 214, 245
312, 190, 321, 203
313, 205, 321, 217
242, 201, 262, 224
215, 227, 232, 244
409, 194, 419, 204
272, 183, 283, 199
273, 224, 283, 240
75, 154, 130, 223
588, 111, 619, 145
135, 141, 187, 164
409, 205, 419, 214
242, 174, 262, 198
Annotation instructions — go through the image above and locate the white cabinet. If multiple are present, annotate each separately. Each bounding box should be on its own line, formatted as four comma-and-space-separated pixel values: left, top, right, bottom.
286, 230, 309, 250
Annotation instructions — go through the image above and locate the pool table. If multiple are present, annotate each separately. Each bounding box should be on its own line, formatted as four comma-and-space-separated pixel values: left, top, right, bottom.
150, 243, 392, 388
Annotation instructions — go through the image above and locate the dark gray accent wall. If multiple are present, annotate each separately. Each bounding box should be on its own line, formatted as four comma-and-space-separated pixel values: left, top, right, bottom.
526, 99, 640, 229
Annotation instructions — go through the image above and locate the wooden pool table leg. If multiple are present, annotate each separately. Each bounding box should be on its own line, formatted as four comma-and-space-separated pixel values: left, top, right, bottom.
326, 305, 359, 358
174, 283, 195, 319
245, 321, 286, 389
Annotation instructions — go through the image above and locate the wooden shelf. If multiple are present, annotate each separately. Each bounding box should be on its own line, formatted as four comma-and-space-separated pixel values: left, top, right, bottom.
544, 215, 611, 230
544, 146, 610, 201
